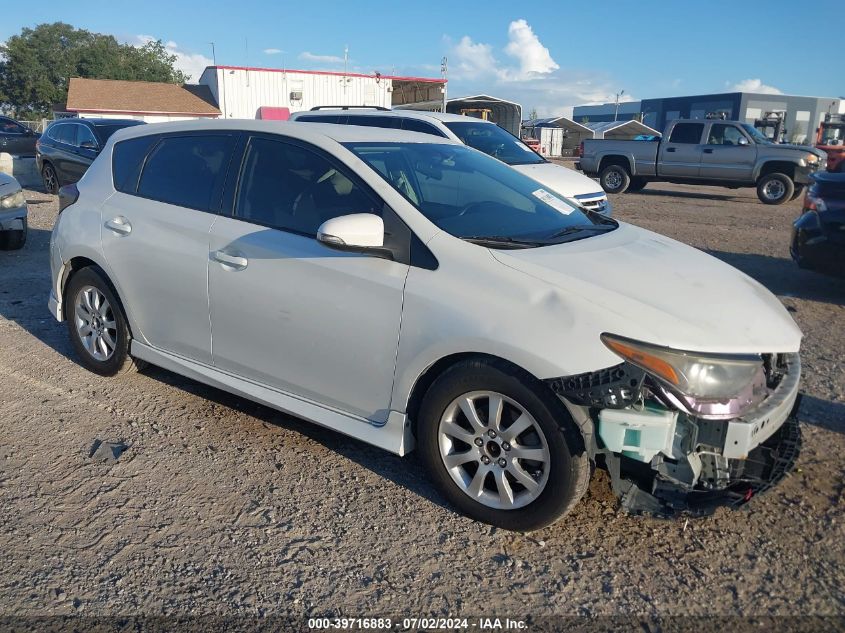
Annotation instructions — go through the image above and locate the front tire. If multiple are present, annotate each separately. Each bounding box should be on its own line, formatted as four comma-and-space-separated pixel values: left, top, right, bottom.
417, 358, 590, 531
65, 266, 144, 376
757, 173, 794, 205
599, 164, 631, 194
0, 217, 27, 250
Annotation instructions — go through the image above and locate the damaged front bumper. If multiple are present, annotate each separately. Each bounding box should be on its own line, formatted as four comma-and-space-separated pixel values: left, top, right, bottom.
547, 353, 803, 518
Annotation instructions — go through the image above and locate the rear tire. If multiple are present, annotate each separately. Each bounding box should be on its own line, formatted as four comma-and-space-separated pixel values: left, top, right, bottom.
0, 217, 26, 251
756, 173, 794, 205
42, 163, 59, 195
417, 358, 590, 531
65, 266, 146, 376
599, 164, 631, 194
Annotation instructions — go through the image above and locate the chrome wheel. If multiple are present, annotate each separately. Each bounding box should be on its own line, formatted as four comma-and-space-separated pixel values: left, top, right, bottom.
74, 285, 117, 361
438, 391, 551, 510
604, 170, 623, 190
762, 178, 786, 201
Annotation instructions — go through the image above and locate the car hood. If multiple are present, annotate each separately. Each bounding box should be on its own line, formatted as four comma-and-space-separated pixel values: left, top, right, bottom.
0, 172, 21, 191
774, 143, 826, 158
491, 223, 802, 354
510, 162, 604, 199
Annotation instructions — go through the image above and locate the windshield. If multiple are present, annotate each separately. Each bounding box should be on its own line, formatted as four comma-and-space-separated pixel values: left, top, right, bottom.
344, 142, 616, 247
820, 124, 845, 145
443, 121, 545, 166
740, 123, 772, 144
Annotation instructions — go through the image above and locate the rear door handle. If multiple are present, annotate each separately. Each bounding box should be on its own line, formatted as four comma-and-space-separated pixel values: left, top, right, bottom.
665, 147, 676, 153
104, 216, 132, 236
211, 250, 248, 271
703, 148, 714, 154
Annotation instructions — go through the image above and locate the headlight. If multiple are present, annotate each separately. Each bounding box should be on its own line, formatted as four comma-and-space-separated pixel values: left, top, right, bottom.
600, 333, 762, 401
0, 189, 26, 209
805, 153, 820, 165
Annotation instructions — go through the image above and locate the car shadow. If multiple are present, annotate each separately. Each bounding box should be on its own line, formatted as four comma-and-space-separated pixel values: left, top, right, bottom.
635, 187, 748, 202
799, 395, 845, 436
707, 250, 845, 305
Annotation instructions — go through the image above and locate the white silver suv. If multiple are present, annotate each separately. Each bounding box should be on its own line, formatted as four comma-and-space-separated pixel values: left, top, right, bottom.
49, 120, 802, 530
290, 109, 611, 215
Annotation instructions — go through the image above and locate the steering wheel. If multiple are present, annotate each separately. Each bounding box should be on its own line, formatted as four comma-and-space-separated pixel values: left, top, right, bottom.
457, 201, 494, 217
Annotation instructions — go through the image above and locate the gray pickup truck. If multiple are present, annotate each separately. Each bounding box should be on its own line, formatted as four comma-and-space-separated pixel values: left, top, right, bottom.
579, 119, 827, 204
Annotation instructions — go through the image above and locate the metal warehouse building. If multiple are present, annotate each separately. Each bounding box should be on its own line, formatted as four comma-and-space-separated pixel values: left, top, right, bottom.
198, 65, 445, 120
522, 116, 658, 157
574, 92, 843, 144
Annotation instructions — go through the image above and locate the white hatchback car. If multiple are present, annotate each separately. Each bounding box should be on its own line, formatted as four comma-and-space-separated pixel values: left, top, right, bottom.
49, 120, 802, 530
290, 108, 611, 216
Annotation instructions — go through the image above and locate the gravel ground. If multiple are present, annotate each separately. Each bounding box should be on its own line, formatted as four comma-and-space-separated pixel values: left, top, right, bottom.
0, 181, 843, 628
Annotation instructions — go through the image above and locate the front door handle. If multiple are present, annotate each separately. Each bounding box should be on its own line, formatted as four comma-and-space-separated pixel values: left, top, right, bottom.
703, 148, 714, 154
665, 147, 677, 153
211, 250, 248, 271
104, 216, 132, 236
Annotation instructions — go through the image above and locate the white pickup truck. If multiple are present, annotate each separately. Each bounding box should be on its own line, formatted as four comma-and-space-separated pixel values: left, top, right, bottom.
578, 119, 827, 204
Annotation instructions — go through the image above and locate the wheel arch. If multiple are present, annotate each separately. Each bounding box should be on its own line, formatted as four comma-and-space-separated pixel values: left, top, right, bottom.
756, 160, 797, 181
598, 154, 633, 174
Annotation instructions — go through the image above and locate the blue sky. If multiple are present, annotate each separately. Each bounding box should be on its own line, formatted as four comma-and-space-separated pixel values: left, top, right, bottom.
3, 0, 842, 115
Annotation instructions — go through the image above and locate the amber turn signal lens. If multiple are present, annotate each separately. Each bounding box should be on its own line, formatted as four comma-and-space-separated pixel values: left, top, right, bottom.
601, 337, 680, 386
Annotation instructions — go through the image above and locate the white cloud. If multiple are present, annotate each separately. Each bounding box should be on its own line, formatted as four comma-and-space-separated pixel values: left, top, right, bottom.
729, 78, 783, 95
299, 51, 345, 64
131, 35, 212, 81
445, 20, 625, 117
504, 19, 558, 76
264, 48, 283, 55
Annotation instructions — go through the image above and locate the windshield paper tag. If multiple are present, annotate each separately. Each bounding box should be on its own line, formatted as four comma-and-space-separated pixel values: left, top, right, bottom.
532, 189, 574, 215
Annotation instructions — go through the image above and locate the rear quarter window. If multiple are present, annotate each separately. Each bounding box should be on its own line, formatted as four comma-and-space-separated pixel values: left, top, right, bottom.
112, 136, 159, 193
136, 134, 236, 212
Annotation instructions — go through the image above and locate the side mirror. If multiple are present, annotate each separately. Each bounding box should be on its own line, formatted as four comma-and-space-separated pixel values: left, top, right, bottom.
80, 140, 98, 150
737, 136, 749, 146
317, 213, 387, 254
24, 128, 34, 136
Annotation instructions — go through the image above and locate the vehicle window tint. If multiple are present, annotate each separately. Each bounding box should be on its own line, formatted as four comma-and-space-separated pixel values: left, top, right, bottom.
95, 122, 144, 144
138, 135, 235, 211
236, 136, 380, 236
401, 119, 446, 137
0, 119, 24, 134
345, 116, 401, 129
296, 114, 347, 124
112, 136, 159, 193
77, 125, 98, 148
707, 124, 746, 146
50, 124, 77, 146
668, 123, 704, 144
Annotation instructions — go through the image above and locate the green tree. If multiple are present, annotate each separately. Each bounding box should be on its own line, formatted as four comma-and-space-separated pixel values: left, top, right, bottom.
0, 23, 189, 118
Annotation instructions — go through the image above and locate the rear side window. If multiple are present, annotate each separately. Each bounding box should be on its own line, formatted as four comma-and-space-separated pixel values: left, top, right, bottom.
401, 119, 447, 137
235, 136, 380, 236
345, 116, 402, 129
137, 134, 235, 212
668, 123, 704, 144
112, 136, 159, 193
49, 124, 77, 146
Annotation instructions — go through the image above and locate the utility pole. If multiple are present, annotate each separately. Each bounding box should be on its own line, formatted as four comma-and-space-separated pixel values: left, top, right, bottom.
209, 42, 216, 66
441, 56, 448, 112
614, 89, 625, 122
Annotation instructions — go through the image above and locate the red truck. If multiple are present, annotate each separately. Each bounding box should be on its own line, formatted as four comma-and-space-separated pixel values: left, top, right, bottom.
817, 113, 845, 173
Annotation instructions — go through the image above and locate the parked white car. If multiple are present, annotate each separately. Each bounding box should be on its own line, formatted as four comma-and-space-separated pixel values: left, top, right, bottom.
49, 120, 802, 530
290, 108, 611, 216
0, 172, 27, 250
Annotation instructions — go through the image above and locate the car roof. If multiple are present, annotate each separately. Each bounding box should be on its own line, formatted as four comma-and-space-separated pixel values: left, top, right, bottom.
293, 109, 493, 126
48, 118, 143, 127
108, 118, 463, 146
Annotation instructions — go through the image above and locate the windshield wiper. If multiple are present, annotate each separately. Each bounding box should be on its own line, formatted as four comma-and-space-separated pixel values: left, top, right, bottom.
548, 224, 616, 240
462, 235, 547, 249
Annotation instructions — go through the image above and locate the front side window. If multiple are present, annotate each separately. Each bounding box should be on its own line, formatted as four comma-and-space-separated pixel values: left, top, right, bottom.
668, 123, 704, 144
137, 134, 235, 211
94, 121, 145, 144
345, 142, 616, 247
443, 121, 544, 165
0, 119, 25, 135
707, 124, 746, 146
77, 125, 98, 148
236, 136, 380, 236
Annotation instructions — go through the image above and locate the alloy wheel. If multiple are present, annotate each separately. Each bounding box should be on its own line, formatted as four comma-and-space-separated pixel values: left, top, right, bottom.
43, 166, 58, 194
74, 285, 118, 361
438, 391, 551, 510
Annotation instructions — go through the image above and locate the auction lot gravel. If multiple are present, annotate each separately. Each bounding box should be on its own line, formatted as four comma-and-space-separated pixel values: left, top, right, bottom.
1, 180, 843, 629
